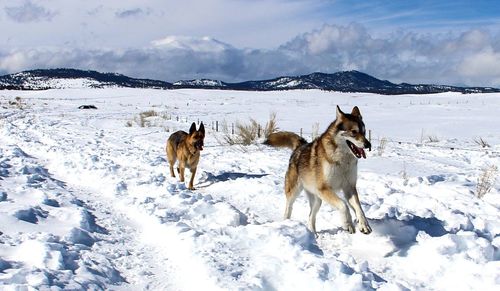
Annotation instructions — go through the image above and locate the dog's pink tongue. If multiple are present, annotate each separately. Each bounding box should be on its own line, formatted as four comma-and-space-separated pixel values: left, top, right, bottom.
360, 148, 366, 159
355, 146, 366, 159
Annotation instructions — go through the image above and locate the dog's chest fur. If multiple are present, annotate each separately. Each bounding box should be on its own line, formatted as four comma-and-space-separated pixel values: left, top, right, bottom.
322, 138, 358, 191
178, 144, 199, 167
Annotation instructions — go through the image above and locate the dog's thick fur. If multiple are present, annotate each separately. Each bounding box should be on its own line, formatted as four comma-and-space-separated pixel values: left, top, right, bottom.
166, 122, 205, 190
264, 106, 372, 234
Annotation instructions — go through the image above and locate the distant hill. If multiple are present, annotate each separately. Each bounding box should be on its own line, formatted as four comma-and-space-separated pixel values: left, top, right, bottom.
225, 71, 500, 94
1, 68, 498, 94
0, 68, 173, 90
172, 79, 228, 89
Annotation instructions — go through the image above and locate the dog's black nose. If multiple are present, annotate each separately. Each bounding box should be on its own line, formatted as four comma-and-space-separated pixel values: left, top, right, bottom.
365, 140, 372, 151
195, 140, 204, 150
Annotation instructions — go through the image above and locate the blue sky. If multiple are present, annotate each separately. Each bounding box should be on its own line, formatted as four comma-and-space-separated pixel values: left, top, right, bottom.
323, 0, 499, 32
0, 0, 499, 86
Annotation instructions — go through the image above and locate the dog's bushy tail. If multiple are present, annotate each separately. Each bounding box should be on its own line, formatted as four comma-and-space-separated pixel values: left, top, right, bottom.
263, 131, 307, 151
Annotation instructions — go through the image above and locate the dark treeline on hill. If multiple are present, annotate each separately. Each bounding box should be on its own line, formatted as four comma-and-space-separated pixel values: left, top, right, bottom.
0, 68, 498, 94
0, 68, 173, 90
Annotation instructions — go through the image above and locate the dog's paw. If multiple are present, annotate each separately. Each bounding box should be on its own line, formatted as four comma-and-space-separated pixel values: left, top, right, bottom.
345, 223, 356, 234
358, 221, 372, 234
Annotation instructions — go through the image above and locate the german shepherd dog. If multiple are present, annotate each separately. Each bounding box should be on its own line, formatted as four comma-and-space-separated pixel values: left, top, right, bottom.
265, 106, 372, 234
166, 122, 205, 190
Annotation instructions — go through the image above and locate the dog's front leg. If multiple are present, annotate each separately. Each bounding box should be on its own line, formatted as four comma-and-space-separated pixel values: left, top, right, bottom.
305, 191, 322, 234
188, 167, 197, 190
345, 187, 371, 234
178, 162, 185, 183
318, 185, 355, 233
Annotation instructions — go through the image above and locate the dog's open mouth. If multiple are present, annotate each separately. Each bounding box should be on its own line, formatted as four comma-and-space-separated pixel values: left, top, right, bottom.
195, 141, 204, 151
346, 140, 366, 159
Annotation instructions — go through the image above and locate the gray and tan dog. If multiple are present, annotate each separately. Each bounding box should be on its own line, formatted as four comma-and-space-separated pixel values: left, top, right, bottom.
265, 106, 372, 234
166, 122, 205, 190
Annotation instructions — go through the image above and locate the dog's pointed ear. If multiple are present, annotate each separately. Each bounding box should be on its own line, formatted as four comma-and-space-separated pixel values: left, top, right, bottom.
189, 122, 196, 135
199, 122, 205, 135
336, 105, 344, 119
351, 106, 362, 118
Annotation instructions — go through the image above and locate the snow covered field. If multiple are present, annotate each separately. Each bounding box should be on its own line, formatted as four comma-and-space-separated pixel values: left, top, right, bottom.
0, 88, 499, 290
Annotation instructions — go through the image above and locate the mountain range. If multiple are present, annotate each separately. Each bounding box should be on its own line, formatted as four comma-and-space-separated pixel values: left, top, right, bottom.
0, 68, 498, 94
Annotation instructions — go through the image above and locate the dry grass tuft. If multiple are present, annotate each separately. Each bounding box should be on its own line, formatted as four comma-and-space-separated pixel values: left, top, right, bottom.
377, 137, 388, 156
126, 110, 169, 127
474, 137, 490, 148
218, 113, 279, 146
476, 164, 498, 199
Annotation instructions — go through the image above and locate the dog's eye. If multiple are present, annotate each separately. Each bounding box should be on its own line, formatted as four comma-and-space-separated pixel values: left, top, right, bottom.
351, 130, 358, 135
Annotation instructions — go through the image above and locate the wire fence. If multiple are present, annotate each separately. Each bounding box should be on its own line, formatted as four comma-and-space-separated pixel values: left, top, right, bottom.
138, 112, 500, 155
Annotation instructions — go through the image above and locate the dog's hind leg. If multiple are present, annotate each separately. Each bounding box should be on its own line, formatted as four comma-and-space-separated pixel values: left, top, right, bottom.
284, 168, 302, 220
344, 187, 372, 234
166, 143, 176, 178
178, 161, 185, 183
305, 191, 322, 234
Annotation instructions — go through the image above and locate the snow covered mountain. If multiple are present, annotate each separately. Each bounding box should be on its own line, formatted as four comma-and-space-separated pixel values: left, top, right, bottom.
151, 36, 234, 53
0, 69, 173, 90
228, 71, 500, 94
1, 68, 498, 94
173, 79, 228, 89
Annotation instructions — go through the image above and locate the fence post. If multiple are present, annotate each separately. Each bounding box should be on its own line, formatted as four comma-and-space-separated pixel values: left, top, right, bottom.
216, 121, 219, 132
258, 124, 261, 138
368, 130, 372, 143
231, 123, 235, 135
300, 128, 303, 137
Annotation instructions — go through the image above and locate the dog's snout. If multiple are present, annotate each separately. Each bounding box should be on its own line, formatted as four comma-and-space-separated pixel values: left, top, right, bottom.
364, 139, 372, 151
195, 140, 204, 150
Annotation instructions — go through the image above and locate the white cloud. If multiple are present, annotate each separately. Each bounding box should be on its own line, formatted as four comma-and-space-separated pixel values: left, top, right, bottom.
278, 24, 500, 87
4, 0, 56, 23
289, 23, 372, 55
0, 51, 30, 71
457, 49, 500, 85
0, 24, 499, 87
0, 0, 325, 50
115, 8, 149, 19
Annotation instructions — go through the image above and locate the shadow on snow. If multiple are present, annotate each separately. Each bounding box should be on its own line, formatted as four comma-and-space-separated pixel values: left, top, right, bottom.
197, 171, 269, 188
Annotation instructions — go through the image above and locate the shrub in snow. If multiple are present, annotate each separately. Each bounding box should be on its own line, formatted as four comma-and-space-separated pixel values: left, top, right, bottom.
476, 164, 498, 198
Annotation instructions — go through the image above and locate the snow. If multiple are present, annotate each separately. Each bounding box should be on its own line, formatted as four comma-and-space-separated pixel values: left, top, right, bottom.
268, 78, 311, 89
151, 36, 233, 52
3, 73, 112, 89
173, 79, 225, 87
0, 88, 499, 290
